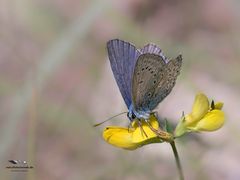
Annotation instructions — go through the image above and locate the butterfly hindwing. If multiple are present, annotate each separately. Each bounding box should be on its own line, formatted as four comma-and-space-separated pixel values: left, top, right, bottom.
148, 55, 182, 110
132, 53, 166, 112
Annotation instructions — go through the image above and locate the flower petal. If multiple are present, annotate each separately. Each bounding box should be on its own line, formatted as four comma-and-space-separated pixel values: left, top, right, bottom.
187, 93, 209, 124
102, 115, 162, 150
190, 110, 225, 131
132, 115, 159, 143
214, 102, 224, 110
102, 126, 138, 150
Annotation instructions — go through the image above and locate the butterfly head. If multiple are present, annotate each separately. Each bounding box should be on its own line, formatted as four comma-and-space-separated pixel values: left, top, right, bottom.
127, 111, 136, 122
128, 104, 151, 121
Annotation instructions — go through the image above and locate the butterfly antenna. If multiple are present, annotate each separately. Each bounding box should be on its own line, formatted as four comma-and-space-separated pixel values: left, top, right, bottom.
93, 111, 128, 127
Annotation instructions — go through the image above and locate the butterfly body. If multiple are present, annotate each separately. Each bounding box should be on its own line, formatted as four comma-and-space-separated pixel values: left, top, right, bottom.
128, 104, 151, 121
107, 39, 182, 122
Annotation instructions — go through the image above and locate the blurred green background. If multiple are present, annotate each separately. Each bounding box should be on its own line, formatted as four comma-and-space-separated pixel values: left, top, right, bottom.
0, 0, 239, 179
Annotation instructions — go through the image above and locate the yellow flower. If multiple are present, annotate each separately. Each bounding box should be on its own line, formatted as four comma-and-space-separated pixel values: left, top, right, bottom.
175, 93, 225, 137
102, 115, 163, 150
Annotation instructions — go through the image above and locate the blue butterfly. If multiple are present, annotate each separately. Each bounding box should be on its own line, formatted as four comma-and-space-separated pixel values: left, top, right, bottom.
107, 39, 182, 122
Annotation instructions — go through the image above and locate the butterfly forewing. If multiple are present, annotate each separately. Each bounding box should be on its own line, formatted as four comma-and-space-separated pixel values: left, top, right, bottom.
148, 55, 182, 110
132, 53, 166, 112
107, 39, 141, 108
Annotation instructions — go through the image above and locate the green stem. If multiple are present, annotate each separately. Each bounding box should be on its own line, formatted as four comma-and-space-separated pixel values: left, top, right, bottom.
170, 141, 185, 180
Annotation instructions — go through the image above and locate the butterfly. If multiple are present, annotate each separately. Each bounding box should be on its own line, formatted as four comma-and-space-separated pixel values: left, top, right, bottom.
107, 39, 182, 122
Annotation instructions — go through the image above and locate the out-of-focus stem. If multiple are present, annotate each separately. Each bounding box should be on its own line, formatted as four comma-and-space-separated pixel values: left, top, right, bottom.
170, 141, 185, 180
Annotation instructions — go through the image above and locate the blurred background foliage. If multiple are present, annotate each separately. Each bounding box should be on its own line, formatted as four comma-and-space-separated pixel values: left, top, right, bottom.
0, 0, 239, 179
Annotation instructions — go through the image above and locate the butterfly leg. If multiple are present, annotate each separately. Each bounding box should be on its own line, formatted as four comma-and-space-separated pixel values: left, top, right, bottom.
152, 111, 164, 129
152, 111, 160, 121
128, 123, 133, 132
145, 119, 173, 142
137, 120, 148, 138
145, 120, 159, 135
145, 120, 169, 140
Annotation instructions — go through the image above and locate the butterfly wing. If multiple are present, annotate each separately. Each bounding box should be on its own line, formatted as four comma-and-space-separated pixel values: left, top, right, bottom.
107, 39, 141, 108
132, 53, 182, 112
141, 43, 168, 62
148, 55, 182, 110
132, 53, 166, 112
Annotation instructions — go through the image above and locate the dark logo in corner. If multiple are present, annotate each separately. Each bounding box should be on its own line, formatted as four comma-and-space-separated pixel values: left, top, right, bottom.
6, 160, 33, 172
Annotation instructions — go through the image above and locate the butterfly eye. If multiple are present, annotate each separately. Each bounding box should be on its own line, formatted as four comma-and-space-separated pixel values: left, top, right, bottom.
127, 112, 136, 120
132, 113, 136, 119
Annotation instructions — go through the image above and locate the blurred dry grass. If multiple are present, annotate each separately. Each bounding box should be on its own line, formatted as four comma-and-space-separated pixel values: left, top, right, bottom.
0, 0, 240, 180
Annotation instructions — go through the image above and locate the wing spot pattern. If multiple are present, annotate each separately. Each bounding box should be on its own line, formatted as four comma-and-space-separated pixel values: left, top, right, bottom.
132, 53, 181, 113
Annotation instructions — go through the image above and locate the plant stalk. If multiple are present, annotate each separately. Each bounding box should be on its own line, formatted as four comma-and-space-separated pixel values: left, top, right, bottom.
170, 141, 185, 180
